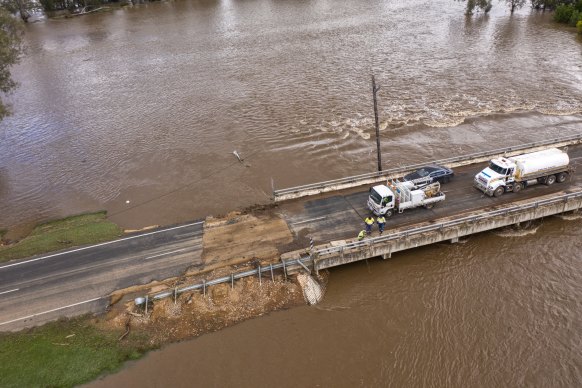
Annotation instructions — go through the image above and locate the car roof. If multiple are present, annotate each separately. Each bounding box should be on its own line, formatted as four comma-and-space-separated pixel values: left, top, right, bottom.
425, 165, 450, 171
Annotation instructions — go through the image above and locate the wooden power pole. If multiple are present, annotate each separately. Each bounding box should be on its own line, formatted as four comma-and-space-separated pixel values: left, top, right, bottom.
372, 75, 382, 172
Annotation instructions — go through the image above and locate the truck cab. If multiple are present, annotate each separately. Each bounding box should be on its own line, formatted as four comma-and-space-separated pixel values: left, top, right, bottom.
474, 157, 516, 196
367, 185, 395, 216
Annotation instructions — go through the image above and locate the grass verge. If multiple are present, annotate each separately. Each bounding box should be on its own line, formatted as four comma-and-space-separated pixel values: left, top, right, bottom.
0, 211, 123, 263
0, 316, 154, 388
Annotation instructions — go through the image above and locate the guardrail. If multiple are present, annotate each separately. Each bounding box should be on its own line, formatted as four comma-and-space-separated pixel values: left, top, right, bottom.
136, 255, 313, 308
313, 190, 582, 257
137, 189, 582, 307
273, 133, 582, 202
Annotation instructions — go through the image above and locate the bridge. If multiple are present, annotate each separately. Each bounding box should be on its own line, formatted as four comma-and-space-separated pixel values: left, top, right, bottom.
134, 137, 582, 308
2, 134, 582, 330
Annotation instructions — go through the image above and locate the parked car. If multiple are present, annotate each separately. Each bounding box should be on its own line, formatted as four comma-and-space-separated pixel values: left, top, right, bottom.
403, 165, 454, 184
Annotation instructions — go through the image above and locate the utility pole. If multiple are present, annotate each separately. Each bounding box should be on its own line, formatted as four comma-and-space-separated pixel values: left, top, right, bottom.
372, 75, 382, 172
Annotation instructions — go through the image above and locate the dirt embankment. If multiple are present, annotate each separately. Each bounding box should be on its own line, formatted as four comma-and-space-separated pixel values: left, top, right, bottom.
99, 274, 305, 347
95, 209, 326, 347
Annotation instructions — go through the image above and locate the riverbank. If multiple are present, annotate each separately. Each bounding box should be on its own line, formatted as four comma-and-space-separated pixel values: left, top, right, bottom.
0, 270, 309, 387
0, 212, 123, 263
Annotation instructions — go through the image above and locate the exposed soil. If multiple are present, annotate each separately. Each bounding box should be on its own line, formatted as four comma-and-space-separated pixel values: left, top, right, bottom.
97, 274, 305, 347
198, 211, 293, 273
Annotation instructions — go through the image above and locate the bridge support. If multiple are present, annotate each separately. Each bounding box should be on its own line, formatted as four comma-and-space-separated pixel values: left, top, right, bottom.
450, 237, 459, 244
382, 252, 392, 260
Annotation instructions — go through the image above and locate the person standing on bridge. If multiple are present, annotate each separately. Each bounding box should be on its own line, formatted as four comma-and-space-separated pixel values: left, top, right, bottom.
377, 215, 386, 235
358, 230, 366, 241
364, 216, 375, 235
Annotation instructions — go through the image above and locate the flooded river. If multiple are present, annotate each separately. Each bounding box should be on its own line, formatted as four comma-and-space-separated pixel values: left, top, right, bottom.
1, 0, 581, 233
89, 217, 582, 387
1, 0, 582, 385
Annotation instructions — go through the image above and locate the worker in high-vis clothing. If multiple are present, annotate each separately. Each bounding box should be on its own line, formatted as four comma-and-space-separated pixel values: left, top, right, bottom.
377, 215, 386, 235
364, 216, 375, 235
358, 230, 366, 240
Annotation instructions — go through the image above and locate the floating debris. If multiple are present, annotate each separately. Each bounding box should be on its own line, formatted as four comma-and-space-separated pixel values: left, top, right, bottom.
233, 150, 244, 163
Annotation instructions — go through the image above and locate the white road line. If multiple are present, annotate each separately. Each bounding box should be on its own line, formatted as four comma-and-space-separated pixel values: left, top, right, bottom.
0, 221, 204, 271
0, 297, 102, 326
144, 248, 188, 260
292, 216, 327, 225
0, 288, 19, 295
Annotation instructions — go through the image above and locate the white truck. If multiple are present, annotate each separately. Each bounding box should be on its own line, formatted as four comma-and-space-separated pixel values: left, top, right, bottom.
367, 180, 445, 216
474, 148, 571, 197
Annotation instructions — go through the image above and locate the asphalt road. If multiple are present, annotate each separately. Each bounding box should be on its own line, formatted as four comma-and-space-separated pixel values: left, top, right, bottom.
1, 145, 582, 331
280, 145, 582, 244
0, 222, 204, 331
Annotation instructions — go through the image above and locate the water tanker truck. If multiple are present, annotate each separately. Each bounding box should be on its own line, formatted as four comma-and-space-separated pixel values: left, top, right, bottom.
474, 147, 571, 197
367, 180, 445, 216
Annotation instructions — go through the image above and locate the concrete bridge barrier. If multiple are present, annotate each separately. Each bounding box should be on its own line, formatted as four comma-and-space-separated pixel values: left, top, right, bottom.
273, 134, 582, 202
282, 189, 582, 274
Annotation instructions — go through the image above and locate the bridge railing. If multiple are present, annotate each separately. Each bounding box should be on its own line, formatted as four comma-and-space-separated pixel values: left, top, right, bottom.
273, 133, 582, 201
314, 190, 582, 257
138, 189, 582, 307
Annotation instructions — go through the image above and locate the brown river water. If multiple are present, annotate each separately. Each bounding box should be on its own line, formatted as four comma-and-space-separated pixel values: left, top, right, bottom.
1, 0, 581, 386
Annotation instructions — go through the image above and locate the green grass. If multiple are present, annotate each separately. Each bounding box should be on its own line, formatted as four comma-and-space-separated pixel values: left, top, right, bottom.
0, 317, 153, 388
0, 211, 123, 263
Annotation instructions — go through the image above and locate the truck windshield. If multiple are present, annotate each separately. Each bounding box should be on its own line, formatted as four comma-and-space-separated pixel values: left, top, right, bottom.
370, 189, 383, 204
489, 162, 507, 175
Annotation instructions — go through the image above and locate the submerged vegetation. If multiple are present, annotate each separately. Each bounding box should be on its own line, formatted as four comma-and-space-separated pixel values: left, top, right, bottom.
554, 1, 582, 29
459, 0, 582, 33
0, 7, 23, 120
0, 211, 123, 263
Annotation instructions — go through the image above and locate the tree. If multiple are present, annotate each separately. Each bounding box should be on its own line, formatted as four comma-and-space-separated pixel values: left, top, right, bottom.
1, 0, 36, 22
506, 0, 527, 12
460, 0, 571, 14
0, 7, 23, 121
461, 0, 493, 14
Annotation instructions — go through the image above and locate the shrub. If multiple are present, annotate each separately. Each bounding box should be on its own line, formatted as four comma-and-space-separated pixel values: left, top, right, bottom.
555, 4, 574, 23
577, 20, 582, 34
576, 1, 582, 12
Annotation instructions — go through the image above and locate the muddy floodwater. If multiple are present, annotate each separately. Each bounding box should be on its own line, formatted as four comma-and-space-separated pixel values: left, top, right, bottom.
1, 0, 582, 385
89, 217, 582, 387
1, 0, 582, 233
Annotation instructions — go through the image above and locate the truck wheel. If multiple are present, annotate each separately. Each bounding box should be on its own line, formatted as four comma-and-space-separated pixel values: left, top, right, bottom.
385, 210, 393, 217
493, 186, 505, 197
556, 172, 567, 183
537, 177, 546, 184
546, 175, 556, 185
513, 182, 523, 193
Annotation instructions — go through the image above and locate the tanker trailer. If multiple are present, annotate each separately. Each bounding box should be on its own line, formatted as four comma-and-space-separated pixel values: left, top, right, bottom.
473, 148, 571, 197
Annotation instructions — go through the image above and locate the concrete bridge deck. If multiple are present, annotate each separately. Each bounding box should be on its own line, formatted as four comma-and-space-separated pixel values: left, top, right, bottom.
279, 145, 582, 246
